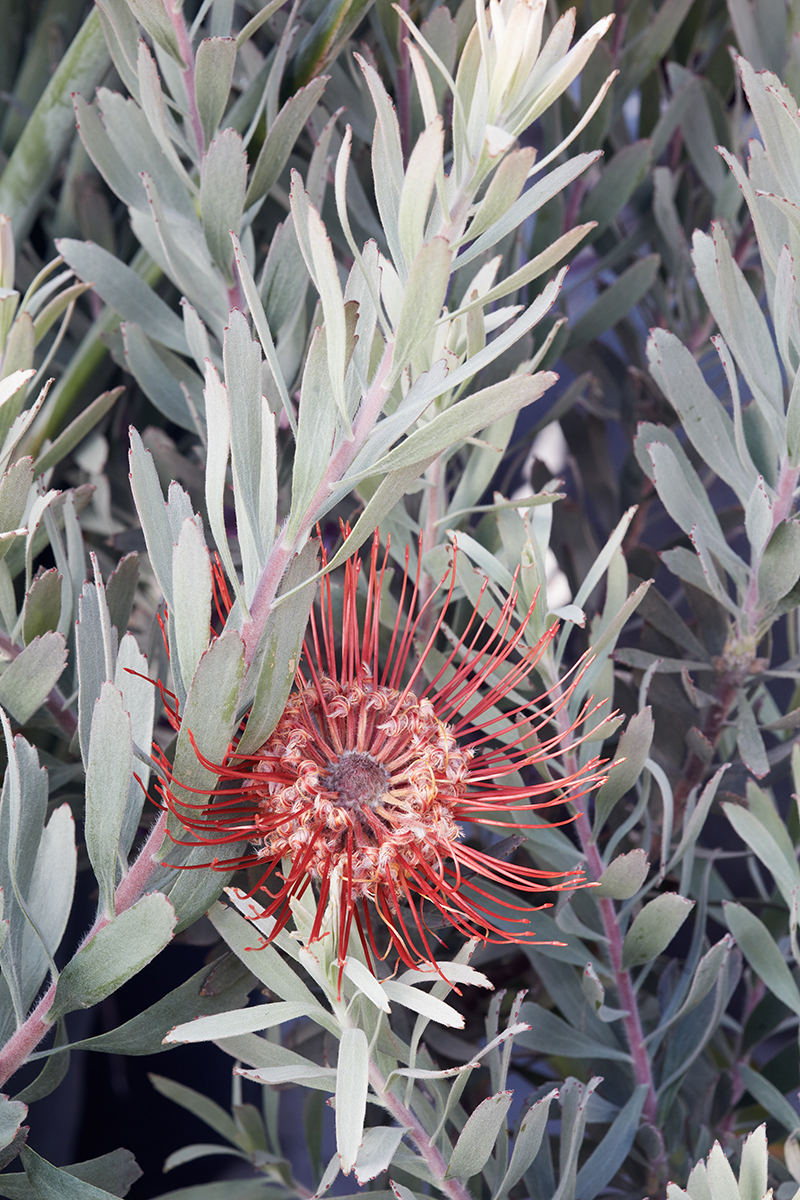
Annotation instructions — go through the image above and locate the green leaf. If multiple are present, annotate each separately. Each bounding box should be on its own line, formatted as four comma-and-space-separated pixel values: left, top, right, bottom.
516, 1004, 632, 1062
128, 0, 185, 67
245, 78, 329, 207
724, 901, 800, 1015
50, 893, 176, 1021
0, 1095, 27, 1153
738, 1064, 800, 1135
619, 0, 694, 95
621, 894, 694, 969
0, 632, 67, 724
21, 569, 61, 644
736, 690, 769, 779
171, 518, 212, 690
492, 1091, 556, 1197
164, 999, 329, 1044
724, 801, 800, 909
18, 1147, 121, 1199
445, 1092, 513, 1179
758, 519, 800, 609
0, 12, 110, 245
206, 899, 321, 1011
33, 387, 123, 479
594, 849, 649, 900
201, 130, 246, 284
579, 141, 652, 240
57, 239, 186, 353
85, 682, 133, 916
381, 981, 464, 1028
195, 37, 236, 151
128, 428, 174, 604
121, 322, 204, 432
593, 709, 654, 835
285, 324, 338, 541
390, 239, 452, 384
336, 1029, 369, 1175
574, 1085, 649, 1200
3, 1149, 141, 1200
354, 1128, 408, 1185
567, 255, 660, 350
398, 119, 445, 269
738, 1126, 769, 1200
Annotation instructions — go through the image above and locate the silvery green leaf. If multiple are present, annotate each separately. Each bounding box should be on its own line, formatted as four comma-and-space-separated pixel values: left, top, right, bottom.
137, 42, 196, 186
182, 300, 214, 376
356, 55, 404, 272
593, 708, 653, 836
336, 1028, 369, 1175
246, 78, 329, 207
515, 1005, 632, 1061
343, 956, 390, 1012
492, 1090, 556, 1199
354, 1127, 407, 1184
738, 1126, 768, 1200
758, 519, 800, 609
33, 387, 124, 481
57, 239, 187, 353
21, 569, 61, 644
397, 963, 492, 988
122, 322, 204, 431
0, 457, 31, 543
115, 633, 154, 856
454, 151, 602, 268
128, 0, 185, 65
233, 1048, 336, 1092
164, 999, 330, 1044
167, 627, 244, 835
724, 901, 800, 1016
389, 238, 451, 385
787, 370, 800, 469
666, 764, 728, 875
619, 0, 694, 92
724, 800, 800, 909
677, 935, 735, 1019
0, 632, 67, 724
206, 901, 319, 1009
202, 362, 240, 607
201, 129, 247, 285
93, 89, 194, 219
285, 325, 337, 541
172, 519, 212, 690
646, 328, 756, 504
96, 0, 140, 98
594, 849, 649, 900
445, 1091, 512, 1179
398, 118, 444, 270
19, 805, 76, 1011
744, 476, 774, 559
368, 374, 557, 479
736, 691, 769, 779
381, 981, 464, 1028
290, 175, 349, 424
50, 893, 176, 1022
621, 893, 694, 969
580, 140, 652, 239
85, 683, 132, 916
691, 227, 784, 442
223, 309, 269, 580
0, 1094, 27, 1151
195, 37, 236, 150
59, 952, 254, 1057
704, 1143, 740, 1200
18, 1147, 120, 1200
260, 216, 308, 336
238, 540, 319, 753
128, 428, 174, 604
72, 94, 148, 213
574, 1086, 649, 1200
647, 442, 742, 576
231, 232, 295, 434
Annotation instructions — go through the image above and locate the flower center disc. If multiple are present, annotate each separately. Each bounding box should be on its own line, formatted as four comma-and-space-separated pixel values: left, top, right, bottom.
324, 750, 389, 809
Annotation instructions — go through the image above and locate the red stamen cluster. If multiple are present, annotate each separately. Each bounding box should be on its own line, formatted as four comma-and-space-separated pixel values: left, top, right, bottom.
158, 534, 609, 970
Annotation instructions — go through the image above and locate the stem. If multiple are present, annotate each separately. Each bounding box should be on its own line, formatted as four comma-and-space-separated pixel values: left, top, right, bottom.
171, 7, 205, 157
0, 812, 168, 1089
369, 1059, 473, 1200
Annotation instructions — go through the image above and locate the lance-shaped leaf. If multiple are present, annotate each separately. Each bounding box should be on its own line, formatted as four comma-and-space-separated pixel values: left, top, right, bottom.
19, 1147, 123, 1200
195, 36, 236, 150
336, 1028, 369, 1174
621, 893, 694, 968
246, 77, 329, 207
201, 129, 247, 284
85, 683, 133, 917
593, 709, 653, 834
724, 901, 800, 1015
0, 632, 67, 724
445, 1091, 513, 1179
171, 518, 212, 691
50, 893, 177, 1022
390, 238, 451, 386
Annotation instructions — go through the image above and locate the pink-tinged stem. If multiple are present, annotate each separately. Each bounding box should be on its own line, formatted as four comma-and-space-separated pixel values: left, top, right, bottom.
0, 812, 169, 1089
171, 5, 205, 157
242, 345, 395, 665
369, 1060, 473, 1200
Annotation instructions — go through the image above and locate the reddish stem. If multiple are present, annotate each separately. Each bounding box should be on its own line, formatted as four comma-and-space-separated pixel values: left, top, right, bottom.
171, 6, 205, 157
0, 812, 168, 1089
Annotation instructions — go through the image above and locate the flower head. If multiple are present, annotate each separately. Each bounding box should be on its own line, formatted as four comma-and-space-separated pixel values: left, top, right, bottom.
159, 535, 609, 971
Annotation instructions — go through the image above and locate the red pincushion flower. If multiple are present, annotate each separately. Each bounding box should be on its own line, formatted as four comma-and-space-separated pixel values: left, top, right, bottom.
158, 535, 609, 970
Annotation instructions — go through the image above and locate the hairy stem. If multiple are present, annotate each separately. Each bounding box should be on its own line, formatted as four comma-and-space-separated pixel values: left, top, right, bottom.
369, 1059, 473, 1200
0, 812, 169, 1088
